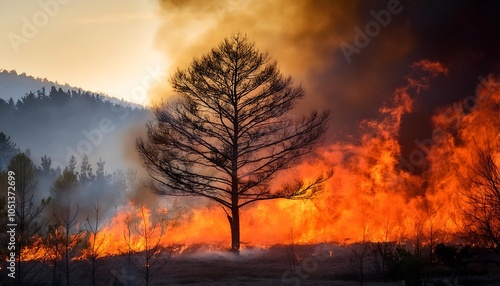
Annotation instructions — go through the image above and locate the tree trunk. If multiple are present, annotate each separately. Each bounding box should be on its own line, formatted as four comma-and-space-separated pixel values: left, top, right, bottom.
92, 258, 96, 286
230, 207, 240, 253
17, 234, 22, 286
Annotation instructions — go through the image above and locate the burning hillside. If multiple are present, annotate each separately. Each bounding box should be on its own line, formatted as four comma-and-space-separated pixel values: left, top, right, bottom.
5, 58, 499, 286
15, 59, 499, 259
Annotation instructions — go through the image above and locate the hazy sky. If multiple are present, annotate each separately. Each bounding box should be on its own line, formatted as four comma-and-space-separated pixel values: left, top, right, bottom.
1, 0, 500, 143
0, 0, 164, 103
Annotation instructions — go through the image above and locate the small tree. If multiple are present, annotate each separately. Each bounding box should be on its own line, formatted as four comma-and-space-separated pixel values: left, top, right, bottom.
121, 204, 170, 286
53, 202, 83, 286
51, 156, 78, 203
133, 204, 170, 286
137, 34, 331, 252
461, 142, 500, 254
79, 154, 95, 186
285, 228, 300, 270
0, 132, 19, 171
370, 219, 396, 281
44, 223, 64, 285
8, 153, 48, 285
49, 157, 83, 285
85, 203, 105, 286
95, 158, 111, 186
122, 213, 135, 286
350, 229, 370, 286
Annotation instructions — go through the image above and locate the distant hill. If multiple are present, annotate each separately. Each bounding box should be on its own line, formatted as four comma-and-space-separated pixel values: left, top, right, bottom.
0, 70, 151, 172
0, 69, 140, 108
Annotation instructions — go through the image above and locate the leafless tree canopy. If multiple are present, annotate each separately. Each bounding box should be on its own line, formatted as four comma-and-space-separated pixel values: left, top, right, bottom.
136, 34, 331, 251
461, 142, 500, 253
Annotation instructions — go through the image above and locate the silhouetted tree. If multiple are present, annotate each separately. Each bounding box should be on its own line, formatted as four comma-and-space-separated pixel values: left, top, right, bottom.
370, 219, 396, 281
84, 203, 105, 286
120, 203, 170, 286
461, 142, 500, 254
8, 153, 49, 285
51, 156, 78, 203
285, 228, 300, 270
52, 202, 83, 286
38, 155, 60, 181
133, 204, 170, 286
136, 34, 331, 252
0, 98, 16, 115
420, 202, 445, 263
40, 155, 52, 175
8, 97, 15, 109
0, 98, 8, 111
95, 158, 111, 186
79, 154, 94, 186
44, 223, 65, 284
49, 86, 69, 105
122, 213, 135, 286
0, 132, 19, 171
48, 156, 82, 285
350, 230, 370, 286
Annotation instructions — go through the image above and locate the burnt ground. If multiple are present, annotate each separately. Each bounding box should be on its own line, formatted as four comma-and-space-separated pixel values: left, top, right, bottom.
3, 244, 500, 285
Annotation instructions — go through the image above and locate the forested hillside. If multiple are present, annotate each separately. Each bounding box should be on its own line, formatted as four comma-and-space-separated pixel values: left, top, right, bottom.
0, 82, 151, 172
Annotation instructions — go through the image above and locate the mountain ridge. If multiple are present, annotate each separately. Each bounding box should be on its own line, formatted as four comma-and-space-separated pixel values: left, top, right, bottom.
0, 70, 151, 172
0, 69, 141, 108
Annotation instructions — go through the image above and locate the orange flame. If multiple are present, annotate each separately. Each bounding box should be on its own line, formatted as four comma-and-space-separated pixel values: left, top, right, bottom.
21, 62, 500, 260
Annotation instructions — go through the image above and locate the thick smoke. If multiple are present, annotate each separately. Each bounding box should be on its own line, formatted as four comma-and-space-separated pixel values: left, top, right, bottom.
151, 0, 359, 114
124, 0, 500, 245
152, 0, 500, 146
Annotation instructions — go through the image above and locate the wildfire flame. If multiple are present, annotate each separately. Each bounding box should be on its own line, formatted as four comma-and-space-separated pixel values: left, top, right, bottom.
21, 61, 500, 260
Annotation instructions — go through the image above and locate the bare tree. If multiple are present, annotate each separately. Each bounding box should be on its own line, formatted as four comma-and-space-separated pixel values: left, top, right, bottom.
461, 142, 500, 254
350, 229, 370, 286
121, 213, 140, 286
285, 228, 301, 271
136, 34, 331, 252
421, 203, 445, 263
45, 158, 80, 285
120, 204, 170, 286
53, 203, 84, 286
133, 204, 170, 286
44, 223, 64, 285
370, 218, 396, 281
85, 202, 105, 286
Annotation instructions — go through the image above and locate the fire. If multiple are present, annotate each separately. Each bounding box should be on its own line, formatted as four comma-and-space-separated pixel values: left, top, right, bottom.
82, 203, 167, 257
20, 62, 500, 260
